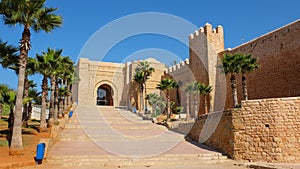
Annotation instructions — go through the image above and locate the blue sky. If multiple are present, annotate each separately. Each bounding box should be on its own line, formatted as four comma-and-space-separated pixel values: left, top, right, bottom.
0, 0, 299, 89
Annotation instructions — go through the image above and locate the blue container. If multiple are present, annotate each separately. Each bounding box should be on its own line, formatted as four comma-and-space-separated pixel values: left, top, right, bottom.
36, 143, 46, 161
69, 111, 73, 118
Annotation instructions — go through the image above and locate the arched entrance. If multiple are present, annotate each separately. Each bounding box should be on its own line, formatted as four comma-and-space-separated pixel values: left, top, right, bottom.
96, 84, 114, 106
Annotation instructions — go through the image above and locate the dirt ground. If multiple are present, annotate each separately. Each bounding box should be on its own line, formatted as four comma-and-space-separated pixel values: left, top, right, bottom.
0, 118, 51, 168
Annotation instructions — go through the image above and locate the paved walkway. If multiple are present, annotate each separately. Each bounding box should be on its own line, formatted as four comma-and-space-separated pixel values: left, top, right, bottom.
23, 105, 248, 168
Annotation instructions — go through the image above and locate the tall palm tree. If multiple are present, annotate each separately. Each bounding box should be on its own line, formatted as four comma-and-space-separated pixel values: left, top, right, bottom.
48, 49, 63, 126
192, 82, 202, 118
58, 87, 69, 117
184, 83, 194, 120
32, 49, 59, 132
133, 72, 145, 112
57, 56, 74, 112
156, 78, 177, 122
240, 54, 259, 100
22, 80, 37, 127
201, 84, 213, 114
67, 71, 80, 107
221, 53, 243, 108
0, 0, 62, 155
135, 61, 155, 113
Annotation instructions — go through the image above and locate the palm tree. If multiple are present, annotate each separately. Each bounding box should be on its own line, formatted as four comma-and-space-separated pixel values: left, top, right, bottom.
156, 78, 177, 121
27, 88, 41, 124
201, 84, 213, 114
0, 84, 9, 120
0, 0, 62, 155
135, 61, 155, 113
147, 93, 162, 116
240, 54, 259, 100
48, 49, 63, 126
221, 53, 243, 108
175, 80, 183, 106
184, 83, 194, 120
58, 87, 69, 118
192, 82, 202, 118
133, 72, 145, 112
22, 80, 37, 127
33, 49, 59, 132
67, 71, 80, 108
0, 89, 16, 132
57, 56, 74, 112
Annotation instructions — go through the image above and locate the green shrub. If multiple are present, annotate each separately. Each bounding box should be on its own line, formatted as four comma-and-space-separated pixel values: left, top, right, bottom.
0, 140, 8, 147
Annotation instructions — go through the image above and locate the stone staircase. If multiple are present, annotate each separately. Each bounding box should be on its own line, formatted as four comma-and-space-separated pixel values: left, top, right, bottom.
46, 105, 231, 168
46, 153, 229, 167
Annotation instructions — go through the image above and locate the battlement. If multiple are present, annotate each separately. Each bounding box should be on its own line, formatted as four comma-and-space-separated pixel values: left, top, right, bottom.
164, 58, 190, 74
189, 23, 223, 40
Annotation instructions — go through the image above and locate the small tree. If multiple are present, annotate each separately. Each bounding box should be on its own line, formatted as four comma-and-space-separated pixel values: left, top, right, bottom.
191, 82, 201, 118
184, 83, 194, 120
135, 61, 155, 113
156, 78, 177, 122
201, 84, 213, 114
0, 84, 9, 120
0, 89, 16, 132
240, 54, 259, 100
147, 93, 161, 117
221, 53, 242, 108
133, 72, 145, 112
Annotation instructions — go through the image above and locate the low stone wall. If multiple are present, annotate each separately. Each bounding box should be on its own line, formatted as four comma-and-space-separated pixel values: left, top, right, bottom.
168, 121, 195, 135
188, 110, 234, 157
188, 96, 300, 162
232, 97, 300, 162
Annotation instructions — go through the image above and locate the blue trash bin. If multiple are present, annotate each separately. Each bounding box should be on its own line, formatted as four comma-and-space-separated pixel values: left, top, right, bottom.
69, 111, 73, 118
36, 143, 46, 161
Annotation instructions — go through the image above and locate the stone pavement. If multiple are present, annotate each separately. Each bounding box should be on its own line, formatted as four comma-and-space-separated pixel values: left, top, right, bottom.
23, 105, 249, 169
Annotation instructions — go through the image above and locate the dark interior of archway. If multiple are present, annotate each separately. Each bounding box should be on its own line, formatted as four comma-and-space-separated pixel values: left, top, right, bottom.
96, 84, 114, 106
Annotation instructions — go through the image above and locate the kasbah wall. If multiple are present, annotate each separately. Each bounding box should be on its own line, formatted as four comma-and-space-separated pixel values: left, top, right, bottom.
165, 19, 300, 162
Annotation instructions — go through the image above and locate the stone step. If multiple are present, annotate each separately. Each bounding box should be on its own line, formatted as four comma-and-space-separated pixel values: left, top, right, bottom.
46, 154, 230, 167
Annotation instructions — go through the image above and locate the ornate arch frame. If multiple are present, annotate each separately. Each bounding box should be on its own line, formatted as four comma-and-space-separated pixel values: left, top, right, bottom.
94, 80, 119, 106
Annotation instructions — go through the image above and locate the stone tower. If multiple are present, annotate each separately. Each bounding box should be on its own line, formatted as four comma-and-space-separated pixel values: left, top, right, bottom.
188, 23, 224, 114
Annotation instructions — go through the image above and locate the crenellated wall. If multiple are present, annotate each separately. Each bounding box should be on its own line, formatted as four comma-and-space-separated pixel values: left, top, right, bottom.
220, 19, 300, 109
164, 23, 225, 116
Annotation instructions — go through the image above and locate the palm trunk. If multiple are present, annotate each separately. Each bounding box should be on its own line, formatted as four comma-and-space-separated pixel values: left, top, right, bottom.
67, 84, 72, 107
22, 76, 29, 127
204, 94, 208, 114
27, 102, 32, 123
48, 76, 55, 127
54, 78, 59, 124
144, 80, 147, 113
64, 79, 68, 111
186, 93, 190, 120
194, 94, 198, 119
59, 98, 63, 118
242, 73, 248, 100
9, 26, 31, 155
166, 91, 170, 122
230, 74, 239, 108
139, 85, 143, 112
39, 76, 48, 132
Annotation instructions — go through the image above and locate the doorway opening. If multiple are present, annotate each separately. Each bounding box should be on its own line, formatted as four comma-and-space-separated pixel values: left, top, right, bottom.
96, 84, 114, 106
